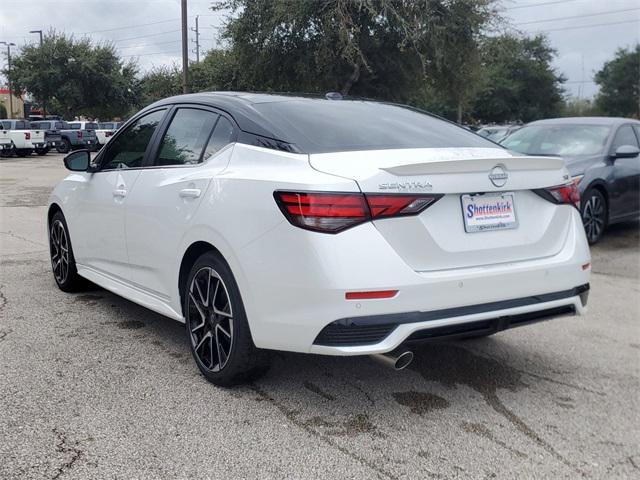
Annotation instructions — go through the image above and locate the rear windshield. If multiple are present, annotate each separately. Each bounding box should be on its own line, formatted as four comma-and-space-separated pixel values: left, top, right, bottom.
56, 122, 68, 129
252, 100, 496, 153
85, 123, 99, 130
68, 123, 80, 129
502, 124, 611, 156
99, 122, 115, 129
15, 121, 28, 129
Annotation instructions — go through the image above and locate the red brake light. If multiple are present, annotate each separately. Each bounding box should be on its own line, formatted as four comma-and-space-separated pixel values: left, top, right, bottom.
544, 182, 580, 209
78, 131, 83, 139
106, 131, 113, 137
274, 191, 442, 233
25, 132, 31, 140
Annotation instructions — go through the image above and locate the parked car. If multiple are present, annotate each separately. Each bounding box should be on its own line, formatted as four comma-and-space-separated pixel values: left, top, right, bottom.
0, 128, 13, 154
65, 121, 98, 152
95, 122, 122, 148
41, 121, 96, 153
477, 125, 521, 143
0, 119, 46, 157
30, 120, 64, 154
48, 93, 590, 386
502, 117, 640, 244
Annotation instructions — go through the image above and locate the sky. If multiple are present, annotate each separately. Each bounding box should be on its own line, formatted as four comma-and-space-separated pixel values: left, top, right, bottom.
0, 0, 638, 99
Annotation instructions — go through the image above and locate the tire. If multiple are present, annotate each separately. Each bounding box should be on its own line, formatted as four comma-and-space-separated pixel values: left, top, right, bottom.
183, 251, 269, 386
49, 211, 86, 292
35, 148, 48, 156
56, 138, 71, 154
15, 149, 32, 157
581, 188, 608, 245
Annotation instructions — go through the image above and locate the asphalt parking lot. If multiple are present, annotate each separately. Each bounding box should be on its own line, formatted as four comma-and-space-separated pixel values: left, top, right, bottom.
1, 153, 638, 479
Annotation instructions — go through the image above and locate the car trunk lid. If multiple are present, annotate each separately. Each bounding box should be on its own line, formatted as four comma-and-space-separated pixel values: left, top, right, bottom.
309, 147, 573, 271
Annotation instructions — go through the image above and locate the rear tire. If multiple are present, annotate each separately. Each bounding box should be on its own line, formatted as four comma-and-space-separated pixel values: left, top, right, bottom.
183, 251, 269, 386
35, 147, 48, 156
56, 138, 71, 154
49, 211, 86, 292
581, 188, 608, 245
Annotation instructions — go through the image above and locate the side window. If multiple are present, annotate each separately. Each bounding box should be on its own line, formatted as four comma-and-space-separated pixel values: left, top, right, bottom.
16, 121, 26, 129
155, 108, 219, 166
633, 126, 640, 143
611, 125, 639, 153
100, 110, 166, 170
202, 116, 235, 160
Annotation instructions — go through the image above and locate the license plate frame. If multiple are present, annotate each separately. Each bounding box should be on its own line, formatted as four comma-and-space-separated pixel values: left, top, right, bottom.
461, 192, 518, 233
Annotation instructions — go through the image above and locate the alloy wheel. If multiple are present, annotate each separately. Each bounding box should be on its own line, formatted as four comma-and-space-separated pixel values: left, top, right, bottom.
582, 194, 605, 243
50, 219, 69, 284
187, 267, 234, 372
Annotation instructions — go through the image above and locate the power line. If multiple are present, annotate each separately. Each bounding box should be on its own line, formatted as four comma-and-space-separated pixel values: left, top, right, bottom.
532, 18, 640, 33
78, 18, 178, 35
117, 39, 182, 50
515, 7, 640, 25
111, 29, 182, 43
121, 50, 182, 58
504, 0, 576, 10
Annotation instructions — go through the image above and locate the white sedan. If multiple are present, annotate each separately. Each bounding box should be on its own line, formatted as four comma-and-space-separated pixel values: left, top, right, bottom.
48, 93, 591, 386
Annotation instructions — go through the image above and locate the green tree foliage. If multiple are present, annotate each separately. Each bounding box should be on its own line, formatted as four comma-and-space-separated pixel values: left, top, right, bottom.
472, 34, 565, 123
211, 0, 495, 121
139, 65, 182, 105
594, 45, 640, 118
6, 32, 139, 119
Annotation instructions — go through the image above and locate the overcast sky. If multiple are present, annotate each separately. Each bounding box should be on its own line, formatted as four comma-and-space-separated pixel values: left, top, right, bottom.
1, 0, 638, 98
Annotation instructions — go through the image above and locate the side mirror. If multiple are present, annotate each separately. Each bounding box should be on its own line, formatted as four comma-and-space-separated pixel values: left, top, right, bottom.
63, 150, 91, 171
611, 145, 640, 159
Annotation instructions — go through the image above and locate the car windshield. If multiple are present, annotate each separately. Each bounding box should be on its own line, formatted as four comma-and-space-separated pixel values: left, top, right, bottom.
253, 100, 497, 153
502, 124, 611, 156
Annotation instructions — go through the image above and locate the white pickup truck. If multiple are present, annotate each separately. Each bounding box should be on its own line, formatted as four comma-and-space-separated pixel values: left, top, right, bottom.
96, 121, 122, 148
0, 129, 13, 155
0, 119, 46, 156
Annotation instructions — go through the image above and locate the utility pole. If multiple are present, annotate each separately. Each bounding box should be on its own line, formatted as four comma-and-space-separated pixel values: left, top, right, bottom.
0, 41, 16, 119
30, 30, 45, 118
181, 0, 189, 94
191, 15, 200, 63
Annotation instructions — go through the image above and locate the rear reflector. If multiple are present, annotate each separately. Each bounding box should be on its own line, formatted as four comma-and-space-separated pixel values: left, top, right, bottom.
346, 290, 398, 300
274, 191, 442, 233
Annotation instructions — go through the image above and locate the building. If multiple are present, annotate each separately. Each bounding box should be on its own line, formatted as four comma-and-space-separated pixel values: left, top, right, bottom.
0, 88, 25, 118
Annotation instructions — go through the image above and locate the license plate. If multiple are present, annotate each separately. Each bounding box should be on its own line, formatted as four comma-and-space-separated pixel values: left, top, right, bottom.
461, 192, 517, 233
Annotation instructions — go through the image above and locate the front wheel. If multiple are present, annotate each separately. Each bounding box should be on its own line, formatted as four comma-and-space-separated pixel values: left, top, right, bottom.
49, 211, 86, 292
35, 147, 48, 156
184, 251, 269, 386
581, 188, 608, 244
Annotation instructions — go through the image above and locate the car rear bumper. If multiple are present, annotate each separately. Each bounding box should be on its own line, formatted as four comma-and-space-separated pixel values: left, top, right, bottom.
234, 206, 591, 355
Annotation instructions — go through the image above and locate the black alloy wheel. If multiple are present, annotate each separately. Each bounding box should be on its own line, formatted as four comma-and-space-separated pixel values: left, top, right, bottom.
581, 188, 607, 245
184, 251, 268, 386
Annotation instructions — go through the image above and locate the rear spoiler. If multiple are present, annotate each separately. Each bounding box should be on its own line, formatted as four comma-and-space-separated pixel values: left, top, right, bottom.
381, 156, 563, 176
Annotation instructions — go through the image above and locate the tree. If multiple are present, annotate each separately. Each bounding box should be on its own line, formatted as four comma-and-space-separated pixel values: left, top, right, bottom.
6, 31, 140, 119
0, 102, 6, 118
471, 34, 565, 123
594, 45, 639, 118
212, 0, 496, 121
139, 65, 182, 106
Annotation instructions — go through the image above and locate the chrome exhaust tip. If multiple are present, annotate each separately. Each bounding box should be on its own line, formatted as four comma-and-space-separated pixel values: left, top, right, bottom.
371, 349, 414, 371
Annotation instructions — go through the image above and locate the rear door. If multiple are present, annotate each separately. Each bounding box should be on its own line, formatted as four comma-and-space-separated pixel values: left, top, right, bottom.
68, 109, 167, 280
125, 106, 236, 299
310, 147, 571, 271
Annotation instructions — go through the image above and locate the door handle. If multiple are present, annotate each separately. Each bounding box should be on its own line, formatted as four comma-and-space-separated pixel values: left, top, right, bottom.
179, 188, 201, 198
113, 188, 127, 198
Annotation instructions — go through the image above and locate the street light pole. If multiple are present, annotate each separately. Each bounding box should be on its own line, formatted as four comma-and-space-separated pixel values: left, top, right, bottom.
29, 30, 43, 46
0, 41, 16, 119
181, 0, 189, 94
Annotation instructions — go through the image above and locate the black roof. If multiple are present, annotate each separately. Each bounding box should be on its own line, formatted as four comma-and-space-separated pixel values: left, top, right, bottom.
147, 92, 312, 142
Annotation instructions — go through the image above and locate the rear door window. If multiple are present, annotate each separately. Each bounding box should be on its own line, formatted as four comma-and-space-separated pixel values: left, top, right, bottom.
15, 121, 27, 129
155, 108, 219, 166
202, 116, 235, 160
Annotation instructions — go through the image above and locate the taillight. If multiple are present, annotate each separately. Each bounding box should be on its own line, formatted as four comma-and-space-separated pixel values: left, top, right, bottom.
25, 132, 31, 140
106, 131, 113, 137
537, 182, 580, 209
274, 191, 442, 233
78, 131, 83, 139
